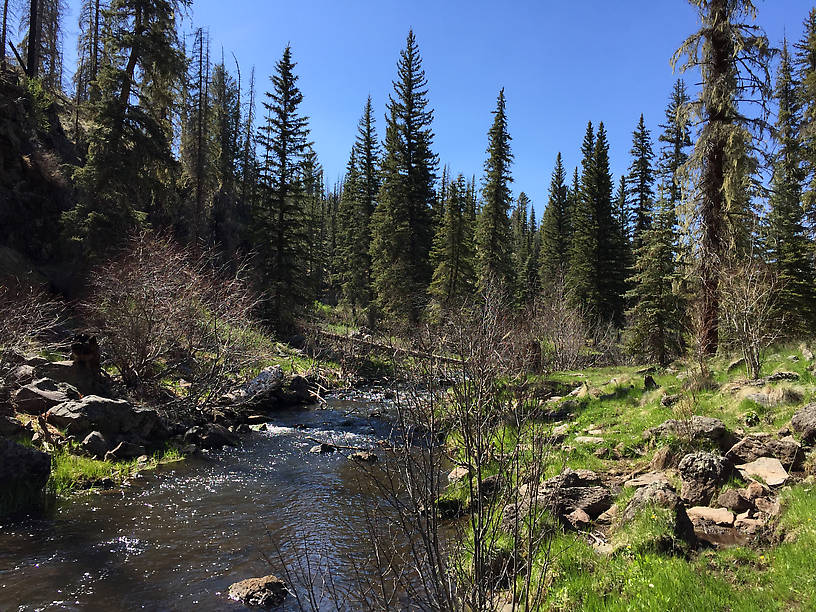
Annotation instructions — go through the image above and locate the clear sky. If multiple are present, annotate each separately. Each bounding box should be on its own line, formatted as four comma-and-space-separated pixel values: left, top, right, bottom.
59, 0, 807, 214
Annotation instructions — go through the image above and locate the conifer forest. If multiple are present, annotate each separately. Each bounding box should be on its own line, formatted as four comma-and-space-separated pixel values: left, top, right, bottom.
2, 1, 816, 610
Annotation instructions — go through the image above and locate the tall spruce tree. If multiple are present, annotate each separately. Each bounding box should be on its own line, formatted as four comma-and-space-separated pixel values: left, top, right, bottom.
510, 191, 530, 300
255, 45, 312, 328
626, 114, 655, 249
523, 204, 541, 300
658, 79, 692, 206
428, 174, 476, 311
65, 0, 189, 258
370, 30, 437, 324
673, 0, 772, 353
567, 122, 600, 313
539, 152, 570, 287
475, 88, 514, 291
797, 9, 816, 236
769, 41, 815, 333
625, 189, 684, 365
593, 123, 629, 325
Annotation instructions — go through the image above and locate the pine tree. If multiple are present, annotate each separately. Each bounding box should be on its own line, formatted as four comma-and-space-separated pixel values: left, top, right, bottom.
797, 8, 816, 235
428, 174, 476, 311
539, 152, 570, 287
625, 189, 684, 365
522, 204, 541, 301
567, 122, 600, 313
370, 30, 437, 324
626, 114, 655, 249
209, 59, 244, 254
658, 79, 692, 206
255, 45, 312, 328
475, 88, 514, 291
510, 191, 530, 300
673, 0, 772, 353
593, 123, 628, 325
65, 0, 190, 258
615, 175, 629, 242
769, 41, 815, 333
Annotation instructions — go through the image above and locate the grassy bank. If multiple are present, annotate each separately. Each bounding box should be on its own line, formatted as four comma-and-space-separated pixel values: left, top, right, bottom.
441, 343, 816, 610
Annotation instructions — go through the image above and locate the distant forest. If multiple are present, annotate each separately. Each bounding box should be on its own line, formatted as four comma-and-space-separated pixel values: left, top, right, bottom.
1, 0, 815, 365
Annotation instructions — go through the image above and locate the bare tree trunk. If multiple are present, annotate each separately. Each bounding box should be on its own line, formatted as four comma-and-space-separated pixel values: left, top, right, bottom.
89, 0, 100, 100
1, 0, 9, 66
26, 0, 39, 77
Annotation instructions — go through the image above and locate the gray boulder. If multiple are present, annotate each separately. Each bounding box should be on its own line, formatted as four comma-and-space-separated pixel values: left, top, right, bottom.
13, 378, 80, 414
726, 434, 803, 470
791, 403, 816, 444
0, 438, 51, 517
46, 396, 166, 442
645, 416, 735, 451
678, 451, 730, 506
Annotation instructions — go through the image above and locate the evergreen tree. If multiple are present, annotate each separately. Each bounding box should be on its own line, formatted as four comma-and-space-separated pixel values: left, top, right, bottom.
625, 190, 684, 365
797, 8, 816, 235
74, 0, 105, 103
626, 114, 655, 249
510, 191, 530, 300
593, 123, 628, 325
673, 0, 772, 353
522, 204, 541, 301
769, 41, 815, 333
209, 59, 244, 254
566, 122, 600, 313
658, 79, 692, 206
615, 175, 629, 242
475, 88, 514, 291
370, 30, 437, 324
20, 0, 64, 88
428, 174, 476, 311
65, 0, 190, 258
539, 152, 570, 287
255, 45, 312, 328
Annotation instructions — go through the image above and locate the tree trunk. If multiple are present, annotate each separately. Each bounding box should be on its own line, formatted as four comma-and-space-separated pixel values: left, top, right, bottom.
90, 0, 100, 100
1, 0, 9, 66
26, 0, 38, 77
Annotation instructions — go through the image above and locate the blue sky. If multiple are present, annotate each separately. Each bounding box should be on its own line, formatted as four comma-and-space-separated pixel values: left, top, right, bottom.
60, 0, 807, 213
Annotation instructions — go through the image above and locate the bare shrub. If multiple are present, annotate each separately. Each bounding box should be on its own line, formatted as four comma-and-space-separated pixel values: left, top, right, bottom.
344, 287, 558, 611
720, 259, 781, 380
0, 278, 63, 396
530, 281, 621, 371
82, 232, 265, 412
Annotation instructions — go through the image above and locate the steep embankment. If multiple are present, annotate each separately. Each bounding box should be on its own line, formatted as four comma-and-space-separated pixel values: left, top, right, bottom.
0, 66, 80, 289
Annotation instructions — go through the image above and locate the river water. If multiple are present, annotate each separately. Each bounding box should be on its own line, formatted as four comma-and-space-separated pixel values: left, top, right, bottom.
0, 389, 404, 611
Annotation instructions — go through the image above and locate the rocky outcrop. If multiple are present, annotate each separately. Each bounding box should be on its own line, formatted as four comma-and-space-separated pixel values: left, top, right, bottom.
228, 575, 288, 608
219, 366, 316, 410
726, 434, 804, 470
0, 438, 51, 517
503, 469, 612, 531
645, 416, 735, 451
618, 481, 697, 550
678, 452, 730, 506
13, 378, 80, 414
46, 396, 167, 442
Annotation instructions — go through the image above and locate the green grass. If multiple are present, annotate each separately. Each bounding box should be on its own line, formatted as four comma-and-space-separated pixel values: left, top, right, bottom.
48, 445, 183, 495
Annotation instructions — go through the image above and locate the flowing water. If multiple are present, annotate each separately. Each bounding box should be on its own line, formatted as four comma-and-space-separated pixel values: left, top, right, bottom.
0, 389, 404, 611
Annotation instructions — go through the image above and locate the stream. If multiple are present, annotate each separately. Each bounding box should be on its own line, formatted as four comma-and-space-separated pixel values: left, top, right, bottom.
0, 389, 403, 611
